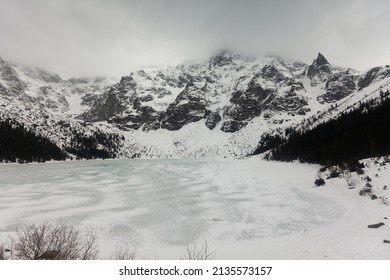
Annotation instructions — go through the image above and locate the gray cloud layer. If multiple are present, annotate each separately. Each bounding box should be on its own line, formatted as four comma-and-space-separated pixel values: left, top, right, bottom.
0, 0, 389, 78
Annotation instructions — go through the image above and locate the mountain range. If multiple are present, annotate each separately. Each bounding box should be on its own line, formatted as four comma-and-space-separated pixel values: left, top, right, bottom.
1, 51, 390, 160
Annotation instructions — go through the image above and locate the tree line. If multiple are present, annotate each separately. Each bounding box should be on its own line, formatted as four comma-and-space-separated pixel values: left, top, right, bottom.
254, 90, 390, 165
65, 130, 122, 160
0, 118, 123, 163
0, 118, 67, 163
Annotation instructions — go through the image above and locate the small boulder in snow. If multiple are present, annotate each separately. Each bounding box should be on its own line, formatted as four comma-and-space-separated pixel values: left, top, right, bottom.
367, 222, 385, 229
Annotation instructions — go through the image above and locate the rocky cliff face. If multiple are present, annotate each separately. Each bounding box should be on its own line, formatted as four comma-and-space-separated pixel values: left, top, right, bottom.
307, 53, 390, 104
1, 52, 390, 158
83, 51, 312, 133
0, 57, 25, 94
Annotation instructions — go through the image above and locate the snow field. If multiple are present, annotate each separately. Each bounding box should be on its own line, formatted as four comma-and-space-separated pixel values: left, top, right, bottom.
1, 158, 388, 259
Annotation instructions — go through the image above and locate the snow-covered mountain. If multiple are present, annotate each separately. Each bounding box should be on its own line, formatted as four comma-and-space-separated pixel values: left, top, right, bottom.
1, 51, 390, 159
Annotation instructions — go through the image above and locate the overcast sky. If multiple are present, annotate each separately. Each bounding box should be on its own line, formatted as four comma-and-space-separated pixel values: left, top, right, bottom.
0, 0, 389, 78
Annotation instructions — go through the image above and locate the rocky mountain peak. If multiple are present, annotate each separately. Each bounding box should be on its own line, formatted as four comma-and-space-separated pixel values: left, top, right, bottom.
315, 52, 329, 66
32, 67, 63, 83
209, 49, 234, 67
208, 50, 255, 68
307, 52, 332, 84
0, 58, 25, 93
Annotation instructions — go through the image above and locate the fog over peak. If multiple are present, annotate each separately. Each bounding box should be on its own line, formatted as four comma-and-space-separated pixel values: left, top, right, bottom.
0, 0, 389, 78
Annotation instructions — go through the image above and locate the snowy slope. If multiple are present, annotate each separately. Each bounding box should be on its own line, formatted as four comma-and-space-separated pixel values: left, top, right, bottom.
0, 56, 120, 154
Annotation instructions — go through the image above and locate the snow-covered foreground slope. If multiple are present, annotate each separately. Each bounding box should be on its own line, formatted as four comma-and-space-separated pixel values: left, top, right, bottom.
0, 158, 388, 259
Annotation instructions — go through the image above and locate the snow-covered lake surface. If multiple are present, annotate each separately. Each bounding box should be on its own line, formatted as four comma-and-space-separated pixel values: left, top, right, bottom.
0, 158, 389, 259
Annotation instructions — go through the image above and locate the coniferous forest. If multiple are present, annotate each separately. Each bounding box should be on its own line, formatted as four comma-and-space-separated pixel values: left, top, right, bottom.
0, 119, 67, 163
261, 91, 390, 165
65, 130, 122, 159
0, 119, 122, 163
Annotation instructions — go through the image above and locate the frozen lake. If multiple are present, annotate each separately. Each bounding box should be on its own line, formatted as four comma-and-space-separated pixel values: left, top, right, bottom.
0, 158, 389, 259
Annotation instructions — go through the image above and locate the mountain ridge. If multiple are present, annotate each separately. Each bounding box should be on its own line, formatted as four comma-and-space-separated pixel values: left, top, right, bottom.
1, 51, 389, 160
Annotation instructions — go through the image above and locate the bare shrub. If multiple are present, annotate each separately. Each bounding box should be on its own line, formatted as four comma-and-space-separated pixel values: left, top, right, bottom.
356, 168, 365, 175
329, 171, 340, 179
0, 239, 15, 260
364, 176, 372, 182
359, 187, 372, 196
181, 240, 216, 260
314, 178, 325, 186
79, 230, 99, 260
11, 220, 98, 260
110, 242, 136, 260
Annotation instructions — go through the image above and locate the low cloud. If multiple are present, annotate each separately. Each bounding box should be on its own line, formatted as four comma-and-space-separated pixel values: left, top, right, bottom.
0, 0, 389, 78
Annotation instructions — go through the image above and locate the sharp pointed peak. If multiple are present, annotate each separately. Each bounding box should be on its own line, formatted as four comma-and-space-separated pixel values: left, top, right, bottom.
314, 52, 329, 66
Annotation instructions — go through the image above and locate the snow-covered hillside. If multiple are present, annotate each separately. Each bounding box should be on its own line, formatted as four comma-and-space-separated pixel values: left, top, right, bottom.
1, 51, 390, 159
